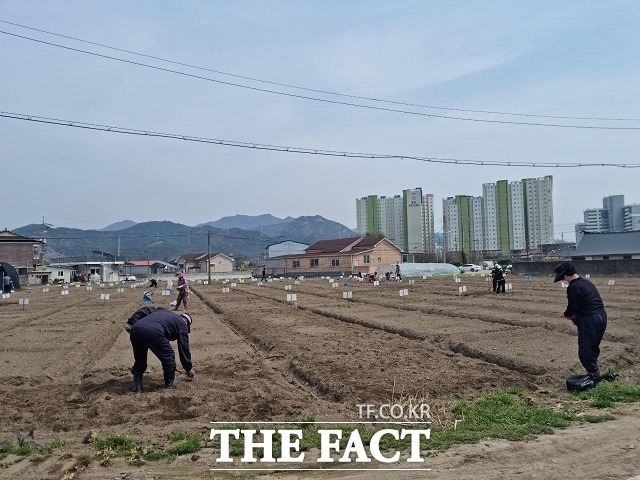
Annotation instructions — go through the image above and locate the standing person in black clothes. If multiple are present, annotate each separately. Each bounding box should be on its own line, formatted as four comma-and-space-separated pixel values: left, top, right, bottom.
395, 263, 402, 280
494, 265, 505, 294
128, 307, 195, 393
491, 263, 500, 292
261, 267, 267, 282
554, 262, 607, 377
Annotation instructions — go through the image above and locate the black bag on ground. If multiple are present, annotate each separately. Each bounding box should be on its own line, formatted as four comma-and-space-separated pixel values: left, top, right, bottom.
125, 306, 163, 332
566, 372, 619, 392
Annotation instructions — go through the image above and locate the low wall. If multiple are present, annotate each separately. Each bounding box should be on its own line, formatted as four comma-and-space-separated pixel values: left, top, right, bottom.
513, 259, 640, 277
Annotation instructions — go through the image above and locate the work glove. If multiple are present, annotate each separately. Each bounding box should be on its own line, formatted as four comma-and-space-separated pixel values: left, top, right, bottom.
186, 368, 195, 379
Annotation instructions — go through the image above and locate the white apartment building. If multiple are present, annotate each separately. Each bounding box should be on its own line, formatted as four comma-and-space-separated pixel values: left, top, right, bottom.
482, 183, 500, 251
448, 176, 554, 256
624, 205, 640, 231
357, 188, 435, 254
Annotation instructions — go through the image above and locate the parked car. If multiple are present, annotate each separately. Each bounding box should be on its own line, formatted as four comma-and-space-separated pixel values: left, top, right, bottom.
123, 275, 137, 281
459, 264, 482, 272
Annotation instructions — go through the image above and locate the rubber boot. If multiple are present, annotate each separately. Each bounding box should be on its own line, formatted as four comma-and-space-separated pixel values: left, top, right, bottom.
133, 371, 144, 394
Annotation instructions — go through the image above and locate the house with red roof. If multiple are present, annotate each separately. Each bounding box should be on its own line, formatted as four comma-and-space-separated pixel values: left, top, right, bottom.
282, 236, 401, 276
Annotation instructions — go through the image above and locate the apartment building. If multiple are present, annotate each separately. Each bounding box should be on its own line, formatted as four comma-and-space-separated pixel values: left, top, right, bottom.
575, 195, 639, 242
444, 176, 554, 257
356, 188, 435, 254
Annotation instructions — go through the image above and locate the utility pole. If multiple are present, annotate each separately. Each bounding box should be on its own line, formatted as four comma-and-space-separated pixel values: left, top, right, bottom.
117, 235, 121, 261
146, 242, 150, 276
207, 229, 211, 284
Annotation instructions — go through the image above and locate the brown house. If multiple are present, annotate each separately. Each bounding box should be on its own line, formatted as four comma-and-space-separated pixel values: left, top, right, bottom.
0, 229, 42, 275
283, 236, 402, 276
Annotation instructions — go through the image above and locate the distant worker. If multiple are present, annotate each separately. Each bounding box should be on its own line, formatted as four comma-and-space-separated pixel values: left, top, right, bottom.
127, 307, 194, 393
554, 262, 607, 378
3, 275, 10, 293
395, 264, 402, 281
494, 265, 505, 294
385, 271, 391, 281
174, 272, 189, 311
150, 279, 158, 288
261, 267, 267, 282
491, 263, 501, 292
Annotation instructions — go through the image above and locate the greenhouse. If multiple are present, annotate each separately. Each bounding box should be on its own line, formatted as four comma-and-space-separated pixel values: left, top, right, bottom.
376, 262, 459, 278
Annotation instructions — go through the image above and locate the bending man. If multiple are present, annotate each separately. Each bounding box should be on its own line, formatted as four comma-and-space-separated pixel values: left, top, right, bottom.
554, 262, 607, 377
129, 307, 195, 393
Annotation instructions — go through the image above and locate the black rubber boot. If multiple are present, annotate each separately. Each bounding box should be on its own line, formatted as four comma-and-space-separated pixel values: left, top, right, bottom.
133, 371, 144, 394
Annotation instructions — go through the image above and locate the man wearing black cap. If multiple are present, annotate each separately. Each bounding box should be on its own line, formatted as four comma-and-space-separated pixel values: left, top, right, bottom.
129, 307, 195, 393
554, 262, 607, 377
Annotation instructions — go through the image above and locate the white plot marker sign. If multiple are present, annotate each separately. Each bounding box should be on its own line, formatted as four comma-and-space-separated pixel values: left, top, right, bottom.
408, 280, 415, 285
286, 293, 297, 303
19, 298, 29, 310
373, 281, 380, 286
161, 290, 170, 296
231, 283, 237, 287
343, 291, 353, 299
332, 282, 338, 288
458, 286, 467, 294
42, 287, 50, 293
399, 289, 409, 297
61, 290, 69, 296
608, 280, 615, 286
1, 293, 9, 299
455, 277, 461, 283
100, 293, 110, 305
86, 286, 93, 291
505, 283, 513, 292
285, 285, 292, 291
222, 287, 230, 293
585, 274, 591, 279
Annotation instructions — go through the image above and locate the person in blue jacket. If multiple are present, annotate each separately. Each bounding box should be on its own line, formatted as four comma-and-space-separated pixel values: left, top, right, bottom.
129, 307, 195, 393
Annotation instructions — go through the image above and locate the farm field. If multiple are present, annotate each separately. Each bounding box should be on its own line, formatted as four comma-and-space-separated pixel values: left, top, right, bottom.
1, 274, 639, 479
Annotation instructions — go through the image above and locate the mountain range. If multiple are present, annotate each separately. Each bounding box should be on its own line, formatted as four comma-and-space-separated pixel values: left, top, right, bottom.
15, 215, 356, 262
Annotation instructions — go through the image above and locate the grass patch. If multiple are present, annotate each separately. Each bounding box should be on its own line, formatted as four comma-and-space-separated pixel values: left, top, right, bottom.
48, 439, 68, 449
9, 443, 40, 456
94, 435, 137, 456
576, 380, 640, 408
578, 414, 615, 423
167, 435, 201, 456
427, 392, 573, 451
167, 432, 187, 442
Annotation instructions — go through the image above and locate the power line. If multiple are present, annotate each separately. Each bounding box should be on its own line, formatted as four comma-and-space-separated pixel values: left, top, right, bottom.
2, 18, 638, 124
3, 29, 640, 131
2, 110, 640, 168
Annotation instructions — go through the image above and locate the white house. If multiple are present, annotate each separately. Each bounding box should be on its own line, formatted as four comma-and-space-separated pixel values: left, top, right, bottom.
176, 253, 234, 274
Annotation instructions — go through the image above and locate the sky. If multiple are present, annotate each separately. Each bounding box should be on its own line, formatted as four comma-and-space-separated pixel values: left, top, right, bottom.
1, 1, 640, 241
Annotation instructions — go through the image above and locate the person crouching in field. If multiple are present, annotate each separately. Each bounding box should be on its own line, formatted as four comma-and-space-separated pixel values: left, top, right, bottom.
127, 307, 195, 393
174, 272, 189, 311
554, 262, 607, 378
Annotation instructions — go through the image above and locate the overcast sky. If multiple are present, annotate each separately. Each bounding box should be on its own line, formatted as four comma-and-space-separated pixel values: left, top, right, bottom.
2, 1, 639, 240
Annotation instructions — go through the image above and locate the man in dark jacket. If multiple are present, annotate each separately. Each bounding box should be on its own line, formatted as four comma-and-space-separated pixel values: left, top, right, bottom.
554, 262, 607, 377
494, 265, 506, 294
129, 307, 195, 393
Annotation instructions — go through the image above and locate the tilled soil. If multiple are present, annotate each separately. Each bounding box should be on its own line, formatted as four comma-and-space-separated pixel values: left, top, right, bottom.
1, 274, 639, 479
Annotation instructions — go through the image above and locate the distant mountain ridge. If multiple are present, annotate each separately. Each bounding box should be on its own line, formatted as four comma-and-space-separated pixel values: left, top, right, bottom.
198, 214, 293, 230
101, 220, 137, 231
15, 215, 354, 261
